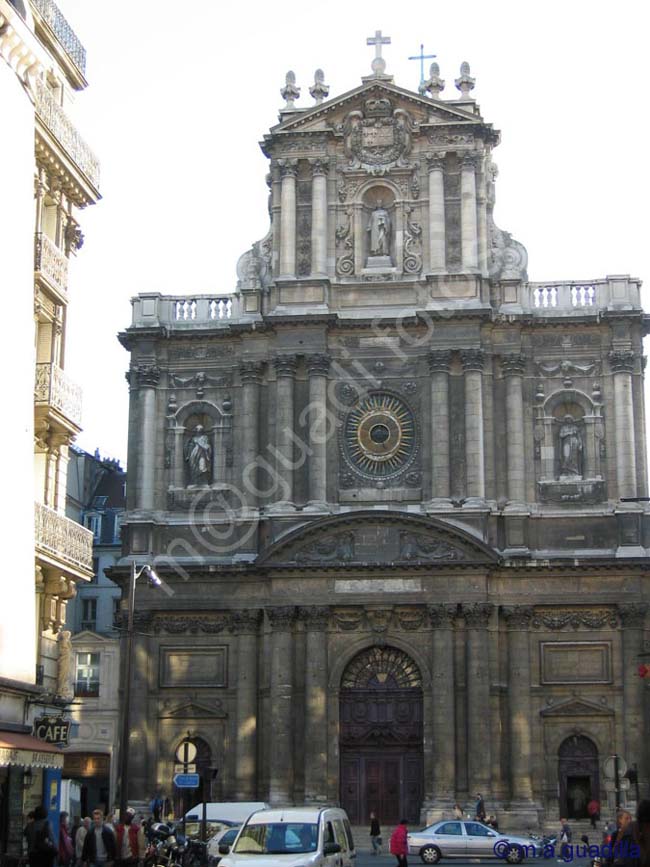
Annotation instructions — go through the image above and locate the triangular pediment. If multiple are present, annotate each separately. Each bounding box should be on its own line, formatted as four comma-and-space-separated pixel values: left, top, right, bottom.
71, 630, 117, 644
159, 700, 226, 720
258, 510, 499, 568
540, 697, 614, 718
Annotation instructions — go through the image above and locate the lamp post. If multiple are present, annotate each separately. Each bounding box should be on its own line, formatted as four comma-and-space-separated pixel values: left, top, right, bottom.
118, 562, 161, 819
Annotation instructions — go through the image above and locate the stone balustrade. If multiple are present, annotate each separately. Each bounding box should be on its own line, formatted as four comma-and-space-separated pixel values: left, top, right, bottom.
34, 232, 68, 296
35, 501, 94, 574
131, 293, 241, 329
519, 275, 641, 315
30, 0, 86, 75
34, 362, 82, 427
34, 79, 100, 190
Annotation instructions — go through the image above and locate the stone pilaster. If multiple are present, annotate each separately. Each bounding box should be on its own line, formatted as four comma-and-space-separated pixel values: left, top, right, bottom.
609, 351, 637, 498
232, 610, 261, 799
268, 606, 296, 804
306, 354, 330, 508
501, 355, 527, 504
128, 363, 160, 510
428, 604, 457, 805
426, 153, 446, 272
309, 159, 329, 276
278, 159, 298, 278
462, 603, 493, 795
273, 355, 298, 505
619, 603, 648, 792
460, 349, 485, 501
460, 153, 479, 272
299, 606, 330, 802
502, 606, 534, 803
428, 351, 452, 501
240, 361, 264, 508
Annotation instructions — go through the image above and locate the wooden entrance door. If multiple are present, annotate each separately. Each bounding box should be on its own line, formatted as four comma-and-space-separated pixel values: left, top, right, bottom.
558, 736, 599, 819
341, 752, 422, 825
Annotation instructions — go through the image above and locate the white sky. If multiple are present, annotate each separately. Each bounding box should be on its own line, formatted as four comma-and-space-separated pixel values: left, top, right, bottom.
59, 0, 650, 467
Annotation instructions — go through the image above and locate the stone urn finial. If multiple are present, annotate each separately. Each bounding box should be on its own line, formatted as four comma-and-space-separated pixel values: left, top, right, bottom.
455, 60, 476, 98
281, 70, 300, 108
309, 68, 329, 104
420, 61, 445, 98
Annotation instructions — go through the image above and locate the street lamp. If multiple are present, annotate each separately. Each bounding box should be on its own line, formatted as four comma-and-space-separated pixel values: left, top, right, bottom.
118, 563, 161, 818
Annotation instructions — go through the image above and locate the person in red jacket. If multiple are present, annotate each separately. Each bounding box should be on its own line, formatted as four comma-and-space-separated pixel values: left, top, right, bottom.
114, 809, 145, 867
390, 820, 409, 867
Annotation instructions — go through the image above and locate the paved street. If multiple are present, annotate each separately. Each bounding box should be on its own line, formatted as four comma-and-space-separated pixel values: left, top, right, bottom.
351, 847, 594, 867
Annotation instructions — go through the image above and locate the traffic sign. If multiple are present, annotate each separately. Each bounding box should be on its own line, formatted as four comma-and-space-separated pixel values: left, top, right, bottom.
174, 763, 196, 774
604, 756, 627, 779
176, 742, 197, 764
174, 773, 200, 788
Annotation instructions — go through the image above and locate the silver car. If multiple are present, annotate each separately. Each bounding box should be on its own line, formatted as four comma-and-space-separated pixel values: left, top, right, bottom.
408, 820, 538, 864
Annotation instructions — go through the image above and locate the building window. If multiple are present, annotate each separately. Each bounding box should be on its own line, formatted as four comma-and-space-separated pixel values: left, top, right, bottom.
113, 513, 123, 544
84, 514, 102, 540
75, 652, 100, 697
81, 598, 97, 631
91, 557, 99, 583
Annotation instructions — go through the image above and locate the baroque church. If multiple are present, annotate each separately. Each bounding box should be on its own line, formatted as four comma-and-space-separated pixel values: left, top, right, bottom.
116, 39, 650, 827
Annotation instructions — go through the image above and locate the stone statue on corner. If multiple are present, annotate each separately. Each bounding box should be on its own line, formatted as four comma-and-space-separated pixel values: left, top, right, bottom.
367, 201, 391, 256
56, 630, 74, 700
558, 414, 583, 478
184, 425, 212, 485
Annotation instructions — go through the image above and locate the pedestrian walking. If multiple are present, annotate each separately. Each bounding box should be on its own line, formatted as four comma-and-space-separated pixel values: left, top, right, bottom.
369, 812, 382, 856
115, 808, 146, 867
81, 808, 116, 867
390, 819, 409, 867
475, 795, 486, 823
149, 794, 164, 823
76, 819, 91, 867
25, 806, 57, 867
588, 799, 601, 830
59, 812, 74, 867
558, 818, 572, 863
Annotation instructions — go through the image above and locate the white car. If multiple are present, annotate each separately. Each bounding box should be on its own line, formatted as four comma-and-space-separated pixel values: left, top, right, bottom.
218, 807, 356, 867
208, 827, 241, 864
408, 820, 539, 864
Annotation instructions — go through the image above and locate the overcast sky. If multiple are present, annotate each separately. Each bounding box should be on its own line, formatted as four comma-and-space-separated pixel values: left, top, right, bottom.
60, 0, 650, 467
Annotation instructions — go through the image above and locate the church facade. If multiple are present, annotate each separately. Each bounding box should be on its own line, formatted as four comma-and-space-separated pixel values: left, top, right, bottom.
117, 46, 650, 827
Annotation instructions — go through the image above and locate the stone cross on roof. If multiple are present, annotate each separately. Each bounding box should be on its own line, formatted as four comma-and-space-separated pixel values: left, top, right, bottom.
366, 29, 391, 77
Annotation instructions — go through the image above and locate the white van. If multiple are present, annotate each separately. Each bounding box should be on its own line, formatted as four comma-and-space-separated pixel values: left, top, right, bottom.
218, 807, 356, 867
184, 803, 269, 838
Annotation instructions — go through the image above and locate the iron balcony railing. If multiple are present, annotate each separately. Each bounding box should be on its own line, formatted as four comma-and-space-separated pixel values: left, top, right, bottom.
35, 501, 94, 574
34, 362, 83, 427
30, 0, 86, 75
34, 232, 68, 296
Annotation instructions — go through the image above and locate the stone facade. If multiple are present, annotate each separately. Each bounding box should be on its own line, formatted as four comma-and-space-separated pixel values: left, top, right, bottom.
116, 49, 650, 827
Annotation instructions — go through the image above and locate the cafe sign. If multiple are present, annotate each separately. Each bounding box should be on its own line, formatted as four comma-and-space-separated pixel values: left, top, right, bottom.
33, 716, 71, 747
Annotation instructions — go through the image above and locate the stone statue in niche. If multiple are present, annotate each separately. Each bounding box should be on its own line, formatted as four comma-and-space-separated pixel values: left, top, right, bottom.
56, 629, 74, 699
184, 424, 212, 485
558, 414, 584, 478
367, 201, 391, 256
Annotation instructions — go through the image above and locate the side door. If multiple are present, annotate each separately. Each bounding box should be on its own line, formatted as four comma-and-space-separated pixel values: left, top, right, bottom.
322, 818, 342, 867
333, 818, 352, 867
434, 822, 466, 857
464, 822, 496, 856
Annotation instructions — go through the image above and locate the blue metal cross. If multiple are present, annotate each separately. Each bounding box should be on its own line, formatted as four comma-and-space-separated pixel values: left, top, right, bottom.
408, 43, 436, 87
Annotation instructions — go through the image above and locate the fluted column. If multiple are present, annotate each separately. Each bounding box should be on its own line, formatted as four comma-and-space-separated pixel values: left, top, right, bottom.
429, 605, 457, 803
460, 153, 479, 272
426, 153, 446, 272
461, 349, 485, 501
268, 606, 296, 804
501, 355, 526, 504
503, 606, 534, 802
310, 159, 329, 276
278, 159, 298, 278
306, 354, 330, 506
129, 364, 160, 510
609, 351, 637, 498
619, 604, 648, 792
428, 351, 452, 501
273, 355, 298, 505
240, 362, 263, 508
463, 603, 493, 795
299, 606, 330, 802
233, 610, 261, 800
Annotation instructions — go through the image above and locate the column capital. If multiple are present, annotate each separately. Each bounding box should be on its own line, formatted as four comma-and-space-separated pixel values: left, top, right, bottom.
426, 152, 447, 172
298, 606, 330, 630
309, 157, 330, 177
428, 603, 457, 628
240, 360, 265, 384
230, 609, 262, 634
267, 605, 296, 630
278, 158, 299, 178
460, 348, 485, 372
306, 353, 331, 376
460, 151, 481, 171
618, 603, 648, 628
609, 350, 636, 373
501, 354, 527, 377
428, 349, 453, 373
273, 354, 299, 377
126, 363, 160, 388
461, 602, 493, 627
502, 605, 534, 629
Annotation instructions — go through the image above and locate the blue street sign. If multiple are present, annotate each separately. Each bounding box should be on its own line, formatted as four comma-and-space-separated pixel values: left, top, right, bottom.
173, 773, 200, 788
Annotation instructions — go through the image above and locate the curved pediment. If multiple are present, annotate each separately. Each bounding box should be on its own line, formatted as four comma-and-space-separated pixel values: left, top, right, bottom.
259, 511, 499, 568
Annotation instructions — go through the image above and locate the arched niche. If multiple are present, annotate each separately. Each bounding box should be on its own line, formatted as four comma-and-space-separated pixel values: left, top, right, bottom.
168, 400, 232, 489
352, 180, 401, 274
536, 389, 604, 484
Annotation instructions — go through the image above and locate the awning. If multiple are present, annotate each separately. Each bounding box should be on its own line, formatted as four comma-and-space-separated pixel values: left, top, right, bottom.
0, 731, 64, 769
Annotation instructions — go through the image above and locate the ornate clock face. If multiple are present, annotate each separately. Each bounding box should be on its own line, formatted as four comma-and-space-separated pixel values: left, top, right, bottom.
343, 392, 416, 479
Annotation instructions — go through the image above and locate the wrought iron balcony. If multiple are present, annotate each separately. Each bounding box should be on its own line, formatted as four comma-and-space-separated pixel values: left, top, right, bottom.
34, 232, 68, 298
34, 362, 82, 428
35, 501, 94, 575
30, 0, 86, 75
35, 79, 100, 191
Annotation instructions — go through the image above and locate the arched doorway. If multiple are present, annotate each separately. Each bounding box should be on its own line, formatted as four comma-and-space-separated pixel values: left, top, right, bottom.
172, 737, 213, 818
558, 735, 599, 819
339, 646, 423, 825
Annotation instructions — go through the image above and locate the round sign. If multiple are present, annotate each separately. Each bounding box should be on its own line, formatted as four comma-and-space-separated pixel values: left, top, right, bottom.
603, 756, 627, 779
175, 740, 197, 764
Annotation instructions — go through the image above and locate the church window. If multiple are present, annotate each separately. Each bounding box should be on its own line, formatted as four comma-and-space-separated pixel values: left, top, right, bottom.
341, 646, 422, 689
75, 652, 100, 697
